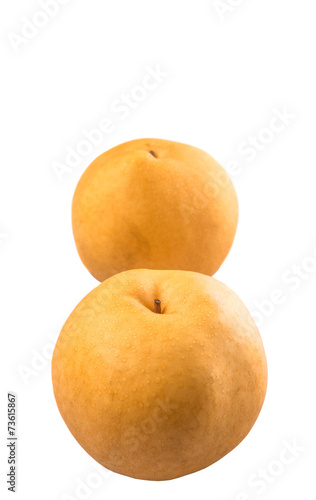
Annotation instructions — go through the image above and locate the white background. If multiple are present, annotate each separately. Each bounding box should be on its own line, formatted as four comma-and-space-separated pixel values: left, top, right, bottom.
1, 0, 316, 499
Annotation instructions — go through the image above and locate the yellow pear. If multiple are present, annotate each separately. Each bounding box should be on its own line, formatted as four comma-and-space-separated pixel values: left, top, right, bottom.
72, 139, 238, 281
52, 269, 267, 481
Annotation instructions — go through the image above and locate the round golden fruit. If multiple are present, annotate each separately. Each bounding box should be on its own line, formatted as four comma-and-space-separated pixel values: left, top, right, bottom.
52, 269, 267, 481
72, 139, 238, 281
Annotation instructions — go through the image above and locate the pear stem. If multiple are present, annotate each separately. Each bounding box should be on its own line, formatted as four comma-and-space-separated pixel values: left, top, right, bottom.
154, 299, 162, 314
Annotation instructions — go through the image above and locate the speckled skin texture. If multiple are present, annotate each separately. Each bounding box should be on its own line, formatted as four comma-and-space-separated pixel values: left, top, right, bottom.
52, 269, 267, 481
72, 139, 238, 282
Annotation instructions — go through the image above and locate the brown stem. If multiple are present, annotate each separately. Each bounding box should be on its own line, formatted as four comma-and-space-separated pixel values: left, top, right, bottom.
149, 150, 156, 158
154, 299, 162, 314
